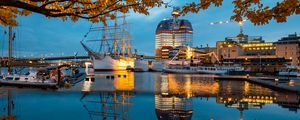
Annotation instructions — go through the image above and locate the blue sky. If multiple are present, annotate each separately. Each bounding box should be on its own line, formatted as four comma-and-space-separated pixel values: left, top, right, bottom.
0, 1, 299, 57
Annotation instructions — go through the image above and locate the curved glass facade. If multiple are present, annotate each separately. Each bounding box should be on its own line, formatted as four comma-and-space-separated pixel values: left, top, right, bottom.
155, 19, 193, 57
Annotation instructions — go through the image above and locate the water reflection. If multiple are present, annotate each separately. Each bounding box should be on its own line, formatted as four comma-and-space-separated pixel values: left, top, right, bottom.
0, 90, 16, 120
155, 74, 194, 120
154, 74, 300, 120
81, 71, 134, 92
217, 80, 300, 112
80, 71, 135, 120
0, 72, 299, 120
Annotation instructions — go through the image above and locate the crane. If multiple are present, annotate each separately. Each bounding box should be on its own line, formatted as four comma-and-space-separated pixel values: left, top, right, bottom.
210, 19, 247, 37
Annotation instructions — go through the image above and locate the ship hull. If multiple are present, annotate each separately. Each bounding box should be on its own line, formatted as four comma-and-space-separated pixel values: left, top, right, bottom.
163, 68, 199, 74
149, 61, 166, 72
92, 56, 134, 71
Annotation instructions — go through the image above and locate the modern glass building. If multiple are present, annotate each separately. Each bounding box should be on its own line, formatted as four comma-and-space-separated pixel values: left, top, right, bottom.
155, 7, 193, 58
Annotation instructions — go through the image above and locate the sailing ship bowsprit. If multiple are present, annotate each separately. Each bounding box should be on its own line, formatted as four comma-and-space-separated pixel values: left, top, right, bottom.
81, 14, 135, 71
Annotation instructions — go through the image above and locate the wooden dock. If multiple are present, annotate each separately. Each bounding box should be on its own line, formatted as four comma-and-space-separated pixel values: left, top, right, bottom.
215, 75, 300, 93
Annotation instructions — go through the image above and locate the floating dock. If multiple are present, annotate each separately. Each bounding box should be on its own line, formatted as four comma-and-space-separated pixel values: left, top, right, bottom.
215, 75, 300, 93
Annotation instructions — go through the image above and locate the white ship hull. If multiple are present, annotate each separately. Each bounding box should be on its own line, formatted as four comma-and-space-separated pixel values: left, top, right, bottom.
197, 69, 227, 75
92, 56, 134, 71
197, 66, 231, 75
163, 67, 199, 74
134, 60, 149, 72
149, 61, 166, 72
162, 65, 243, 75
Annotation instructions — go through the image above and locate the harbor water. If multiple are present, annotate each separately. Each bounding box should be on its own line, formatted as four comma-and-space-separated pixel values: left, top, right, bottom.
0, 71, 300, 120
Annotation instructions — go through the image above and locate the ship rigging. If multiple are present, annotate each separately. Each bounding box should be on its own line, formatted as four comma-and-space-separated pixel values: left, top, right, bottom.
81, 13, 135, 71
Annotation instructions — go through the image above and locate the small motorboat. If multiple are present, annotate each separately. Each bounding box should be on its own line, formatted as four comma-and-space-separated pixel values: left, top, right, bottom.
0, 70, 58, 89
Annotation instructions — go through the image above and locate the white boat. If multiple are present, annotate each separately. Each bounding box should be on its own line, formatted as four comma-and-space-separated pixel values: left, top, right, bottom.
149, 61, 166, 72
163, 63, 244, 74
163, 66, 199, 74
92, 55, 134, 71
80, 14, 134, 71
197, 66, 244, 75
197, 66, 227, 75
134, 59, 149, 72
278, 66, 300, 77
0, 71, 57, 88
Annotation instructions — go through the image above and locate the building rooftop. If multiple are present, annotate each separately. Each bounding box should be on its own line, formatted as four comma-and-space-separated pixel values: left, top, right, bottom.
275, 33, 300, 44
278, 33, 300, 41
156, 19, 193, 34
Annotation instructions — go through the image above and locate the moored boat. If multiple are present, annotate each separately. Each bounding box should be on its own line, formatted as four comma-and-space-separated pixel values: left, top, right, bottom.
92, 55, 134, 71
149, 61, 166, 72
80, 14, 134, 71
163, 65, 199, 74
197, 66, 226, 74
0, 71, 58, 89
134, 59, 149, 72
198, 66, 244, 75
163, 64, 244, 74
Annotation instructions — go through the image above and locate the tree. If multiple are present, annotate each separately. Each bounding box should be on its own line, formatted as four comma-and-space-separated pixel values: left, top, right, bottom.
0, 0, 299, 26
181, 0, 300, 25
0, 0, 163, 26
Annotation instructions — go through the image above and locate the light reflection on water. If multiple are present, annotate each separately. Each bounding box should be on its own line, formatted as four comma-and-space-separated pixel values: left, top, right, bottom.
0, 71, 299, 120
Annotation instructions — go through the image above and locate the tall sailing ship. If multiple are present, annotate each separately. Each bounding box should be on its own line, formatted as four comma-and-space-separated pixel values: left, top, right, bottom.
81, 14, 135, 71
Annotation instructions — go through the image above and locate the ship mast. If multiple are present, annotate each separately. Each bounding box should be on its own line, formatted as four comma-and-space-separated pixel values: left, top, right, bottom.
119, 14, 130, 58
127, 34, 132, 57
81, 13, 132, 58
113, 12, 118, 56
8, 26, 13, 74
121, 19, 125, 57
103, 23, 107, 54
124, 15, 132, 58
